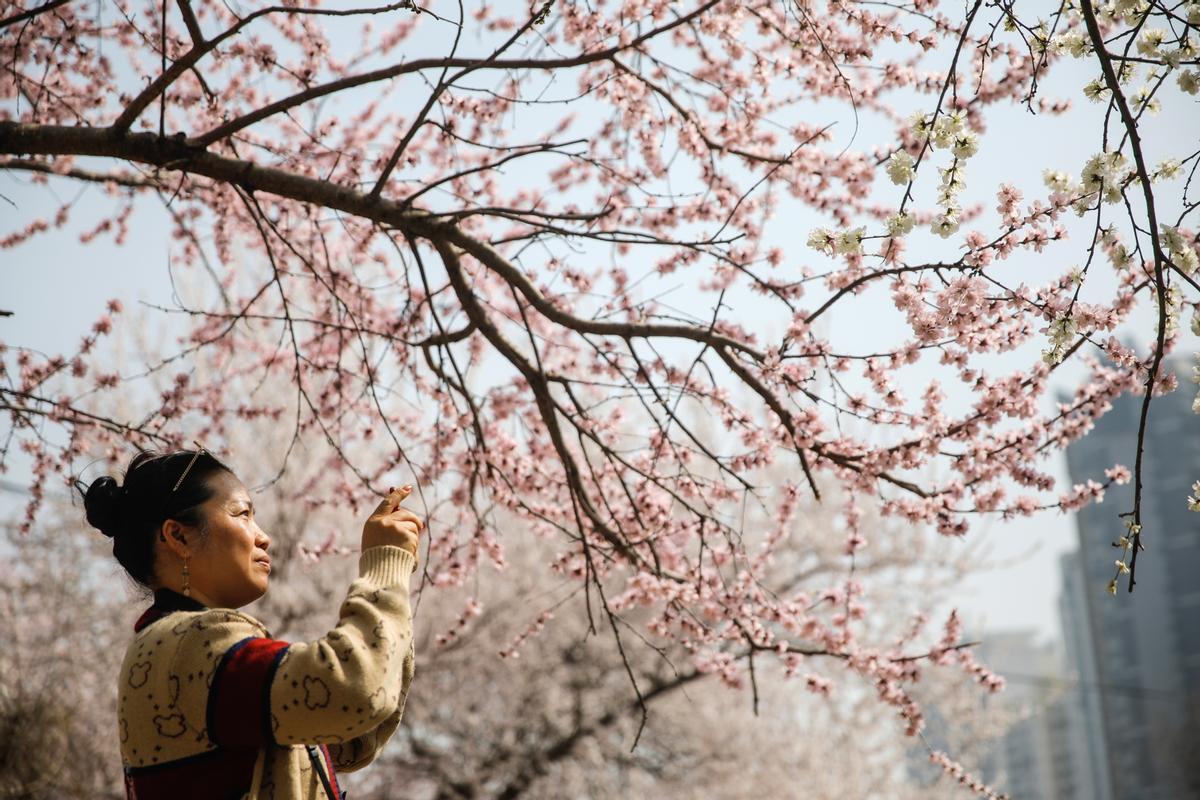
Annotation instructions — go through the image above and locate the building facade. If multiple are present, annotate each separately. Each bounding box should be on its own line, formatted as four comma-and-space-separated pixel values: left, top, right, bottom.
1062, 359, 1200, 799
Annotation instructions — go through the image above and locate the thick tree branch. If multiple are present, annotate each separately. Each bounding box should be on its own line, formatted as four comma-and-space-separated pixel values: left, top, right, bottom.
0, 0, 71, 30
1079, 0, 1169, 593
190, 0, 722, 148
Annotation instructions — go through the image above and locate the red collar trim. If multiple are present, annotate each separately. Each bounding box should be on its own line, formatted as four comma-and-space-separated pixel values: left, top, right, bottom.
133, 588, 208, 633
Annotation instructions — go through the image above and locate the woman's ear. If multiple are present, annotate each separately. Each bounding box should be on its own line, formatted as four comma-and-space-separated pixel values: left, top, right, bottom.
159, 519, 190, 557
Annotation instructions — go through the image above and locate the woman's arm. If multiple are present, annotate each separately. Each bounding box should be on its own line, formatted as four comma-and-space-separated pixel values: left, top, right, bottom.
169, 545, 417, 750
326, 638, 415, 772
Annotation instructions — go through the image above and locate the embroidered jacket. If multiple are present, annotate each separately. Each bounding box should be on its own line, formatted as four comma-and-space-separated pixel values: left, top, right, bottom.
118, 545, 416, 800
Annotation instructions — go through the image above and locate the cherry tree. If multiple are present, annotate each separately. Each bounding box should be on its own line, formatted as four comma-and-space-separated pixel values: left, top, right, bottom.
2, 0, 1198, 793
0, 512, 127, 799
0, 406, 1011, 798
363, 514, 1008, 800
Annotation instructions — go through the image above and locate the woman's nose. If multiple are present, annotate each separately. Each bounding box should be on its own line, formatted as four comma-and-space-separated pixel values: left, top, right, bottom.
256, 529, 270, 552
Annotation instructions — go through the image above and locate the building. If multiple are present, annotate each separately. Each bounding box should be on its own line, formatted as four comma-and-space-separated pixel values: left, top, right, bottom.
1057, 550, 1112, 800
1061, 358, 1200, 799
975, 631, 1063, 800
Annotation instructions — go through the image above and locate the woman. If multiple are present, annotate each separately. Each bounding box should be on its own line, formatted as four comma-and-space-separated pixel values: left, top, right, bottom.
78, 447, 423, 799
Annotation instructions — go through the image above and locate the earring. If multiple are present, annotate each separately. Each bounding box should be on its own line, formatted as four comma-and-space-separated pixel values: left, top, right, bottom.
182, 558, 190, 597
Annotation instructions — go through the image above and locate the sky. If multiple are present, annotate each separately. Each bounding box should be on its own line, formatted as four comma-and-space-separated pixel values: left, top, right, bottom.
3, 5, 1197, 649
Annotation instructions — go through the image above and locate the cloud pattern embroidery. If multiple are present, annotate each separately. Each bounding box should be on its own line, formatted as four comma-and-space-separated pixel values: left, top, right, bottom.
152, 712, 187, 738
303, 676, 331, 710
127, 661, 151, 689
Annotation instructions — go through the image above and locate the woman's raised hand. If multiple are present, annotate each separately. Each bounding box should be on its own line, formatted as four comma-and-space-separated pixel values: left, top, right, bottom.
362, 484, 423, 561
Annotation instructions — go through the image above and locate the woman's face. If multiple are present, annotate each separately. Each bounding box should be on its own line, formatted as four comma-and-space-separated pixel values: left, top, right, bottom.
183, 470, 272, 609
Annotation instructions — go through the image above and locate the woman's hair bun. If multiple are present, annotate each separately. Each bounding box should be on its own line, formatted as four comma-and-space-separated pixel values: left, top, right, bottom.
82, 475, 126, 538
75, 448, 231, 589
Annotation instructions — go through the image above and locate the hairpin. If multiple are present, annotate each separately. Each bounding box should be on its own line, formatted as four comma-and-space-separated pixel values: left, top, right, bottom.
171, 440, 209, 493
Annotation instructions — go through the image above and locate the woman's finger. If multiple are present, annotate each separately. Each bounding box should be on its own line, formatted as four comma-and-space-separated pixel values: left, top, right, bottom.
393, 520, 422, 537
372, 484, 412, 517
388, 508, 424, 529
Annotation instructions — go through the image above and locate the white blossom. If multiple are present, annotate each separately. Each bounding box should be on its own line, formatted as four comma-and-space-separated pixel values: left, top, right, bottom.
1131, 85, 1161, 115
1050, 30, 1090, 58
1041, 316, 1077, 365
835, 227, 866, 255
1081, 151, 1128, 203
1193, 354, 1200, 419
1179, 70, 1199, 95
950, 131, 979, 159
1136, 29, 1167, 57
1154, 159, 1181, 181
1109, 242, 1132, 269
1156, 285, 1182, 338
1174, 248, 1199, 275
937, 164, 966, 205
1160, 225, 1199, 274
1083, 78, 1109, 102
930, 209, 960, 239
931, 112, 965, 149
909, 112, 932, 141
1043, 169, 1073, 192
886, 211, 916, 237
886, 150, 915, 185
1159, 225, 1187, 253
807, 228, 836, 255
1113, 0, 1151, 22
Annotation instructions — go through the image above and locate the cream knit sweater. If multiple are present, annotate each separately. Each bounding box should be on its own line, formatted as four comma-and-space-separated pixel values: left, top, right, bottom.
118, 545, 416, 799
